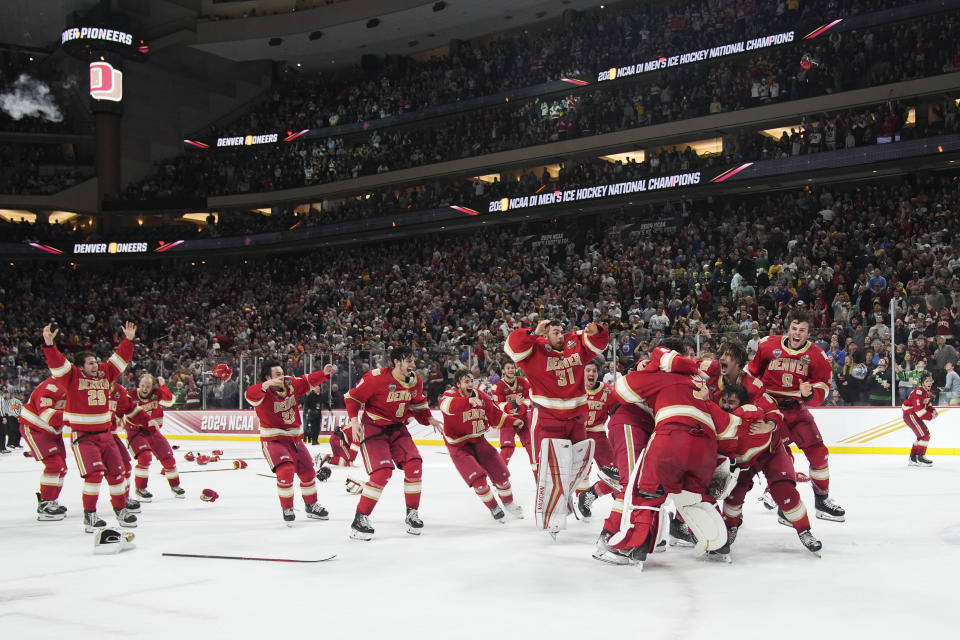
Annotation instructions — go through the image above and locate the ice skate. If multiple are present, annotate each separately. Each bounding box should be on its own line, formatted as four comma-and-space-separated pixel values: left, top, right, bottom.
83, 510, 106, 533
669, 514, 696, 547
350, 512, 374, 540
170, 485, 186, 499
777, 509, 793, 528
705, 524, 737, 562
502, 501, 524, 519
405, 507, 424, 535
491, 506, 506, 522
304, 502, 329, 520
814, 495, 845, 522
591, 530, 636, 566
577, 487, 597, 519
798, 528, 822, 556
915, 455, 933, 467
282, 507, 296, 526
114, 507, 138, 528
135, 488, 153, 502
36, 493, 67, 521
759, 489, 776, 510
597, 465, 622, 492
124, 497, 141, 513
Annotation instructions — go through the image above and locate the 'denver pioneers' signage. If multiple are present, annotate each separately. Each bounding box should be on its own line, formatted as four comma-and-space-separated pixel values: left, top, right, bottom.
216, 133, 279, 147
73, 242, 149, 254
62, 27, 134, 47
488, 171, 701, 213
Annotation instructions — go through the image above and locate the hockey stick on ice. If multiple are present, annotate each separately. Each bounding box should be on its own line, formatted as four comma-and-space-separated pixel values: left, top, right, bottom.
163, 552, 336, 563
177, 467, 243, 474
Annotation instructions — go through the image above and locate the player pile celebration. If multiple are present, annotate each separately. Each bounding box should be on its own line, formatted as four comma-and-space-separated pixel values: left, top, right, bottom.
25, 308, 936, 566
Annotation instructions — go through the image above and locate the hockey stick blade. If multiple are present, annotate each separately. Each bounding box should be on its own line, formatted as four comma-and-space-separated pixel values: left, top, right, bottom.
163, 552, 336, 563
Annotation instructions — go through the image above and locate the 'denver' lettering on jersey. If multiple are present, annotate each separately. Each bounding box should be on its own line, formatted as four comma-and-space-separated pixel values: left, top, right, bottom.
273, 393, 298, 414
461, 408, 486, 422
387, 390, 413, 403
138, 399, 160, 412
587, 393, 607, 413
78, 378, 110, 391
768, 358, 809, 376
546, 353, 583, 371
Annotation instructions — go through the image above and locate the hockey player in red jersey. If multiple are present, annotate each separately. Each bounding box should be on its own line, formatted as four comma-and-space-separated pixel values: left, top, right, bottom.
489, 361, 535, 475
505, 318, 608, 537
710, 384, 822, 559
902, 374, 937, 466
747, 310, 846, 521
439, 370, 524, 522
326, 423, 360, 467
595, 339, 763, 566
583, 359, 614, 470
245, 359, 335, 525
19, 377, 68, 521
344, 345, 442, 540
42, 322, 138, 532
124, 374, 183, 501
504, 319, 608, 458
107, 381, 140, 514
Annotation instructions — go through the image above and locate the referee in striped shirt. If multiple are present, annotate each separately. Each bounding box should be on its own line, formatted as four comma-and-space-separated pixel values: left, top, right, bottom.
1, 388, 23, 452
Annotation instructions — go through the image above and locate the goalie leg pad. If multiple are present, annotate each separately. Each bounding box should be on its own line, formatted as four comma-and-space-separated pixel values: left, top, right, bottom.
535, 439, 573, 534
671, 490, 727, 557
567, 439, 595, 510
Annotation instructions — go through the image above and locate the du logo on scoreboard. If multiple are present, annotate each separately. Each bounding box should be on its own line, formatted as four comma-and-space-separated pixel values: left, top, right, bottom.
89, 61, 123, 102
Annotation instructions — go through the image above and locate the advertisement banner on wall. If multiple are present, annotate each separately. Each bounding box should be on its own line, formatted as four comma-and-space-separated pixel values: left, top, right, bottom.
137, 408, 960, 455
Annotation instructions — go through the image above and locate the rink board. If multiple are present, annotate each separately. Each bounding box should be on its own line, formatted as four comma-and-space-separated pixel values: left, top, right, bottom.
98, 407, 960, 455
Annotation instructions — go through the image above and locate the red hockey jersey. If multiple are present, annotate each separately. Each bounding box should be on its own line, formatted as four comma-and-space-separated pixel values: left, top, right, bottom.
614, 370, 751, 441
124, 385, 175, 432
902, 386, 935, 421
504, 326, 608, 419
438, 388, 509, 446
109, 383, 138, 435
43, 340, 134, 432
747, 336, 831, 407
245, 370, 330, 440
490, 376, 532, 417
19, 377, 66, 435
585, 383, 613, 432
344, 367, 432, 427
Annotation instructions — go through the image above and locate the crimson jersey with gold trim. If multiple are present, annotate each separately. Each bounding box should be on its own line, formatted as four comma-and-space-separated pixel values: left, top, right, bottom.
42, 340, 133, 432
504, 326, 608, 419
19, 378, 67, 435
699, 359, 784, 427
344, 367, 432, 427
585, 383, 613, 432
438, 388, 509, 445
124, 385, 174, 432
490, 376, 531, 416
614, 370, 747, 441
747, 336, 831, 406
245, 370, 331, 440
108, 383, 138, 434
902, 387, 935, 421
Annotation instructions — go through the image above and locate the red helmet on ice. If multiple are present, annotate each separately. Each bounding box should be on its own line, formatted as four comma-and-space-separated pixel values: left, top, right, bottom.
213, 364, 233, 381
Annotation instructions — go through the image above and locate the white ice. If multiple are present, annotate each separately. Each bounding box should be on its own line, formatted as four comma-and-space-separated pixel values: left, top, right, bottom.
2, 443, 959, 640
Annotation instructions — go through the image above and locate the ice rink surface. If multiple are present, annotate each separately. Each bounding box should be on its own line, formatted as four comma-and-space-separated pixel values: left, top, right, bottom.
2, 442, 959, 640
